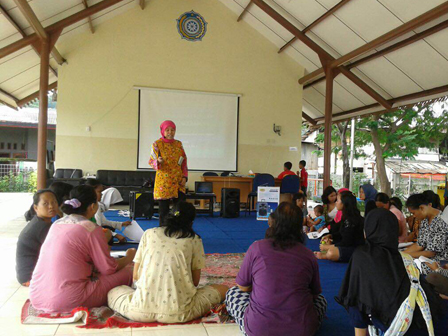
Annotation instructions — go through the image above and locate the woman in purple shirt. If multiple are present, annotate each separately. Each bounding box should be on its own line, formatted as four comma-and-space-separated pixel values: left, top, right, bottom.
226, 202, 327, 336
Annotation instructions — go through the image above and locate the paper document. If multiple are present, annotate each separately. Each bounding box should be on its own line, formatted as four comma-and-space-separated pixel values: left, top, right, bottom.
123, 220, 145, 242
110, 251, 126, 258
307, 228, 329, 240
414, 256, 436, 273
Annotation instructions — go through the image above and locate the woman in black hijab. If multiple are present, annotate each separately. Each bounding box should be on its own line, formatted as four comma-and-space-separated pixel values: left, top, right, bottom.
336, 208, 442, 335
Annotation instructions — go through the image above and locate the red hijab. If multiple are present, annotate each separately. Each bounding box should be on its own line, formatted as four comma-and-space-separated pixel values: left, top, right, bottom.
160, 120, 176, 143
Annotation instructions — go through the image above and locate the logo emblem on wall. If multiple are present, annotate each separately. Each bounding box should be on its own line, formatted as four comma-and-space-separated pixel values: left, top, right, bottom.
177, 11, 207, 41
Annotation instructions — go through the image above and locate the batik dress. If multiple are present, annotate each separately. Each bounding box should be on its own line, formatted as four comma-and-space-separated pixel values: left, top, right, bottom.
149, 139, 188, 200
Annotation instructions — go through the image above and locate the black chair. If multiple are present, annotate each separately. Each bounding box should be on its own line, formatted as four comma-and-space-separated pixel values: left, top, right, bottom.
54, 168, 83, 179
280, 175, 300, 194
203, 172, 218, 176
245, 173, 275, 216
221, 172, 230, 176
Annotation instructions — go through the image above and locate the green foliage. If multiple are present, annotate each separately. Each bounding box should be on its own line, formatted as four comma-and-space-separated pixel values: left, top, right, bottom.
0, 171, 37, 192
313, 124, 367, 159
357, 103, 448, 160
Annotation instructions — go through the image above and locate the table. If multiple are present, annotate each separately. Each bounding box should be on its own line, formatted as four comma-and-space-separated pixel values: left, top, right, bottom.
201, 176, 284, 203
185, 193, 216, 216
201, 176, 254, 203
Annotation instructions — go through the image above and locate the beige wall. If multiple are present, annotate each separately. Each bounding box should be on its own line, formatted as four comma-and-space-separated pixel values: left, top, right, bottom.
56, 0, 304, 188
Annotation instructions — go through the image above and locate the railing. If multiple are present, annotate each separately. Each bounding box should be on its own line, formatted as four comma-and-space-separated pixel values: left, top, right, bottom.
0, 163, 36, 192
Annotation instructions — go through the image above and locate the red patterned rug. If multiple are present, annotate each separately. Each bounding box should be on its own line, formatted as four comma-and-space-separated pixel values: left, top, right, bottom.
22, 253, 245, 328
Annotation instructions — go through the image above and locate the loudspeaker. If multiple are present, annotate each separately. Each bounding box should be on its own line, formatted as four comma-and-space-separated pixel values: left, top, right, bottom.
129, 191, 154, 219
221, 188, 240, 218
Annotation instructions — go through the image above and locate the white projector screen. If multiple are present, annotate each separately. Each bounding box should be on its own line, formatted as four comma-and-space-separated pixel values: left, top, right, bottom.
137, 87, 239, 171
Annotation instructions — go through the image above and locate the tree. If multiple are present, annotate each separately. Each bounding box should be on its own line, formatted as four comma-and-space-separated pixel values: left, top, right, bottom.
356, 102, 448, 195
314, 121, 363, 189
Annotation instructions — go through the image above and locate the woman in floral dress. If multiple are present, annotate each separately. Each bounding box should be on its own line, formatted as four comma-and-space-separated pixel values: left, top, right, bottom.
149, 120, 188, 225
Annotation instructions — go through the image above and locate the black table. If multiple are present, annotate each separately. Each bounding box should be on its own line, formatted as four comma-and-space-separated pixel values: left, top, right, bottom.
185, 193, 216, 217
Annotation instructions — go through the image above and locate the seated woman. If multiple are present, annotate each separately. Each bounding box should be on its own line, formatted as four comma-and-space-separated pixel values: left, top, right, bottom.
16, 190, 59, 286
226, 202, 327, 336
108, 202, 228, 323
29, 185, 135, 312
375, 193, 408, 243
321, 186, 338, 224
24, 182, 73, 222
404, 193, 448, 275
316, 191, 364, 262
336, 208, 442, 336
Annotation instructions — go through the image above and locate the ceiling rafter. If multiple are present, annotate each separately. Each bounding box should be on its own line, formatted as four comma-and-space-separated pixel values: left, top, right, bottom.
304, 19, 448, 89
13, 0, 67, 65
0, 87, 19, 103
16, 81, 58, 108
278, 0, 352, 54
0, 3, 58, 77
81, 0, 95, 33
251, 0, 391, 109
0, 0, 128, 60
237, 1, 253, 22
139, 0, 145, 10
0, 99, 18, 110
313, 83, 448, 124
299, 1, 448, 85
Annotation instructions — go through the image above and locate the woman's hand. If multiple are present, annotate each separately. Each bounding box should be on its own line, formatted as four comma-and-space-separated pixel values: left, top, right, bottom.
180, 177, 187, 187
425, 261, 440, 271
157, 156, 164, 164
116, 234, 127, 243
122, 220, 132, 227
321, 235, 332, 245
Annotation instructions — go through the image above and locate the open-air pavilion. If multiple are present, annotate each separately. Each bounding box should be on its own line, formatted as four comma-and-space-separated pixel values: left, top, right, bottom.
1, 0, 448, 334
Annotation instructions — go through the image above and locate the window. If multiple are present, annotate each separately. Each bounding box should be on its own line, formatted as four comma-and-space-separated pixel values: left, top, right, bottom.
0, 143, 4, 149
0, 153, 10, 158
21, 143, 25, 150
7, 143, 11, 150
13, 143, 17, 150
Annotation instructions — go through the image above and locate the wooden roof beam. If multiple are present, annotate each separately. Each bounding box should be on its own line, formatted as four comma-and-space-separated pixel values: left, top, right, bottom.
17, 81, 58, 108
303, 19, 448, 89
81, 0, 95, 33
0, 0, 127, 60
13, 0, 67, 65
313, 84, 448, 124
302, 111, 317, 125
139, 0, 145, 10
0, 99, 18, 110
0, 88, 19, 104
300, 2, 448, 84
237, 1, 253, 22
252, 0, 391, 109
278, 0, 352, 53
0, 4, 58, 76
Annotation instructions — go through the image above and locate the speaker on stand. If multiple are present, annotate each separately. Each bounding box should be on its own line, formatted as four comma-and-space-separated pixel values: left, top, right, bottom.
129, 191, 154, 219
220, 188, 240, 218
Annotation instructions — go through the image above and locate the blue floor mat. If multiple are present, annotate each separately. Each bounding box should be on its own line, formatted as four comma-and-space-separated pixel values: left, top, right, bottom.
105, 210, 448, 335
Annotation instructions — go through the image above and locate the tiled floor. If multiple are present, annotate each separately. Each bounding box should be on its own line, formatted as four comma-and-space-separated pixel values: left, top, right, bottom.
0, 193, 241, 336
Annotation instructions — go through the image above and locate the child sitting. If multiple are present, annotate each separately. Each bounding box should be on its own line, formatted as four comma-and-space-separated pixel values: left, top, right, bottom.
277, 161, 296, 180
107, 202, 228, 323
85, 179, 130, 243
16, 190, 59, 286
308, 205, 326, 232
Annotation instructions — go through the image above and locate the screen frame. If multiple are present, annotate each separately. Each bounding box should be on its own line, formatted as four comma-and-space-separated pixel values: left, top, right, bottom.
136, 88, 240, 172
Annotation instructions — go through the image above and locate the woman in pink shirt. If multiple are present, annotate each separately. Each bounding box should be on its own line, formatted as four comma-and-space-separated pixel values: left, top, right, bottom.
375, 193, 408, 243
30, 185, 135, 313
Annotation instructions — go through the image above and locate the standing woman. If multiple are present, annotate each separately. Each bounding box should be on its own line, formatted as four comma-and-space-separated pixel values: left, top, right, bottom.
149, 120, 188, 225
